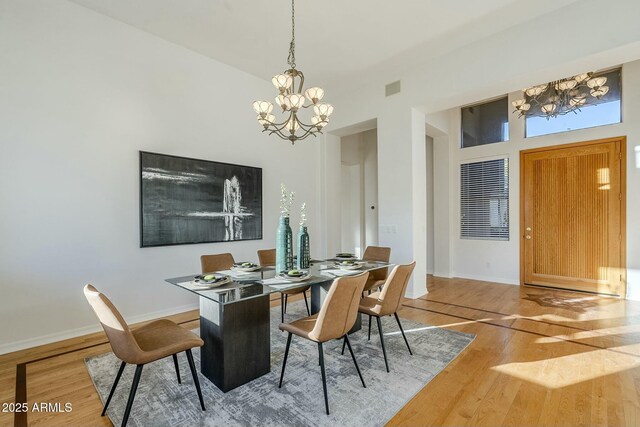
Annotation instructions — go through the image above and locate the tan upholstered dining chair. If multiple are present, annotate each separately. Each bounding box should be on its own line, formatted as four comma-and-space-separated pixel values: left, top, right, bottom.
362, 246, 391, 293
346, 262, 416, 372
83, 285, 205, 427
258, 248, 310, 322
278, 272, 369, 415
201, 252, 235, 273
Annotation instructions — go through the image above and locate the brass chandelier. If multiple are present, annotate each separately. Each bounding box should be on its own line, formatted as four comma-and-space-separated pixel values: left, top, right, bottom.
512, 71, 610, 119
252, 0, 333, 144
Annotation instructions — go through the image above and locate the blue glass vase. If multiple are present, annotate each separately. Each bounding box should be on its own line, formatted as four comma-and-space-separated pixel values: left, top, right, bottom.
297, 226, 310, 269
276, 216, 293, 274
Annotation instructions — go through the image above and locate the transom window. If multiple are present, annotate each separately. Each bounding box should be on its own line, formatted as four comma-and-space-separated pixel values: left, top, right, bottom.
525, 68, 622, 138
461, 97, 509, 148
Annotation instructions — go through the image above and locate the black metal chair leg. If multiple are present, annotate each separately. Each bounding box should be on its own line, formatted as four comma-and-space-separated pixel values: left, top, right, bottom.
121, 364, 143, 427
344, 334, 366, 388
394, 312, 413, 355
318, 342, 330, 415
186, 349, 205, 411
368, 315, 372, 341
341, 336, 347, 355
102, 361, 126, 416
172, 354, 181, 384
376, 316, 390, 372
303, 290, 310, 316
280, 294, 285, 323
279, 332, 292, 388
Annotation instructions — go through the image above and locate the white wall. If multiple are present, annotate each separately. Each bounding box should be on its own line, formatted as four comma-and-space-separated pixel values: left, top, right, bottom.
374, 106, 427, 298
318, 133, 342, 258
432, 134, 452, 278
447, 60, 640, 297
362, 130, 379, 248
340, 164, 362, 255
0, 0, 322, 353
425, 136, 434, 274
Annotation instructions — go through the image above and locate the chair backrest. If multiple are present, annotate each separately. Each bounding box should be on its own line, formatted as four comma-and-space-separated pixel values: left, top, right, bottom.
201, 253, 235, 273
257, 249, 276, 267
310, 272, 369, 342
362, 246, 391, 281
83, 285, 142, 364
377, 262, 417, 316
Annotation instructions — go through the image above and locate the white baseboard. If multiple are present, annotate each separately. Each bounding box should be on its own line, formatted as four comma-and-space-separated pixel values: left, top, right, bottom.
405, 289, 428, 299
452, 273, 518, 286
432, 271, 452, 278
0, 303, 199, 356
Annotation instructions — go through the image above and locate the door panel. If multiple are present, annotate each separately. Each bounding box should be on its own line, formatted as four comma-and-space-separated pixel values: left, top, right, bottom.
521, 138, 625, 295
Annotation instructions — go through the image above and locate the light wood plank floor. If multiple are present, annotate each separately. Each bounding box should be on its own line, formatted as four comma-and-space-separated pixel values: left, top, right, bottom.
3, 277, 640, 426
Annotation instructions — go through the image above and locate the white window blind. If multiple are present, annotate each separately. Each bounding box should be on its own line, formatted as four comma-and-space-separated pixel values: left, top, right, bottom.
460, 158, 509, 240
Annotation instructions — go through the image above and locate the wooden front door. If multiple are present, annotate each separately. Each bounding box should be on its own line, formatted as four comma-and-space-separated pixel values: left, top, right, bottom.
520, 137, 626, 296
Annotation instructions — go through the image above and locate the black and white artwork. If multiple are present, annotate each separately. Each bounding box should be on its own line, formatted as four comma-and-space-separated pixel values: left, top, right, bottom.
140, 151, 262, 247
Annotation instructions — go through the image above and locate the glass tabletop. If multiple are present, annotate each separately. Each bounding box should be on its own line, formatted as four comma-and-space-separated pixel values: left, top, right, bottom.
165, 260, 392, 305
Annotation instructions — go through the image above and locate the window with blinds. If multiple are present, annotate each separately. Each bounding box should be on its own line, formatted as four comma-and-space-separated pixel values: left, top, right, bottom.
460, 158, 509, 240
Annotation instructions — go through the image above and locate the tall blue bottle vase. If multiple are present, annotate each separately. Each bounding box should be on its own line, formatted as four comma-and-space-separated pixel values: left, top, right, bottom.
297, 226, 310, 269
276, 216, 293, 274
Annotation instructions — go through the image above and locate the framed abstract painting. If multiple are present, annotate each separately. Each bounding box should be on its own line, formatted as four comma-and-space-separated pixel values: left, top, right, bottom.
140, 151, 262, 247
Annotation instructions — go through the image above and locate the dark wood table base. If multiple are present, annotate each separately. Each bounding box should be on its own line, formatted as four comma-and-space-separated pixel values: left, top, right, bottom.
199, 295, 271, 392
198, 277, 363, 392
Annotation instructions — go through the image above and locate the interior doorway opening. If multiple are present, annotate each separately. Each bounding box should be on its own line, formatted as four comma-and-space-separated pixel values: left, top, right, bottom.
340, 129, 379, 257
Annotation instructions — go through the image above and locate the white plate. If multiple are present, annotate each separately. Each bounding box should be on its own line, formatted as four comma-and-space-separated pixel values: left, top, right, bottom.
339, 265, 362, 271
337, 262, 364, 270
276, 273, 311, 283
232, 265, 261, 272
191, 276, 232, 289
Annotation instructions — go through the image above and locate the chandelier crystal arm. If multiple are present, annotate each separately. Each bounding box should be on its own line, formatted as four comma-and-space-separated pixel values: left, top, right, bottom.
266, 126, 320, 141
292, 114, 318, 132
268, 116, 295, 132
295, 70, 304, 95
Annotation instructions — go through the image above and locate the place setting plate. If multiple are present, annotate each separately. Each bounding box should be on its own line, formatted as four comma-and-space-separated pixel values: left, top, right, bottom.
231, 262, 261, 272
276, 269, 311, 282
334, 260, 366, 270
334, 252, 358, 260
191, 274, 232, 289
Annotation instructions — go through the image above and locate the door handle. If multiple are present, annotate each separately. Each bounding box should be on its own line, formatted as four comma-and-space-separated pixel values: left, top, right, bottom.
525, 235, 532, 240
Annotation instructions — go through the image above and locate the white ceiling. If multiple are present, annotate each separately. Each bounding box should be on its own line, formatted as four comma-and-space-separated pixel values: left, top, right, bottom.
69, 0, 579, 85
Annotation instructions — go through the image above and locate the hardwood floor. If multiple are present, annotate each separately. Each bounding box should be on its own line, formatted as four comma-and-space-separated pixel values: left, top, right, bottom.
3, 278, 640, 426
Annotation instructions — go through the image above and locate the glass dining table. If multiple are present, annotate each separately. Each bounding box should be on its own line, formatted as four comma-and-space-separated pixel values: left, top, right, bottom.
165, 259, 391, 392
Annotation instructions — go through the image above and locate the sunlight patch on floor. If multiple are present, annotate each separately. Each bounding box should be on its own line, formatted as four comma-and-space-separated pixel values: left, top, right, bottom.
385, 320, 479, 336
491, 349, 640, 388
534, 324, 640, 345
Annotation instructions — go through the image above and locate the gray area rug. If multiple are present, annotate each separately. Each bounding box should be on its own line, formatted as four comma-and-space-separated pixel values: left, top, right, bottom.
86, 301, 474, 426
